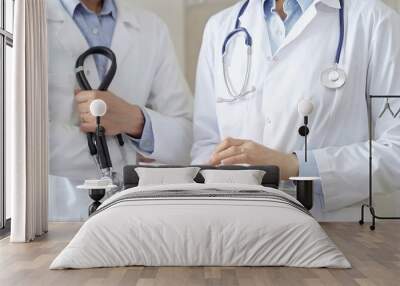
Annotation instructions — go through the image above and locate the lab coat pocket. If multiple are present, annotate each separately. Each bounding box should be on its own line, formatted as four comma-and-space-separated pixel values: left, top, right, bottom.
214, 72, 255, 137
214, 38, 257, 138
215, 98, 250, 138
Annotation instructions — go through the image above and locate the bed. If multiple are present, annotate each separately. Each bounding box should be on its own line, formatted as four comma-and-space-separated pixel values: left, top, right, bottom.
50, 165, 351, 269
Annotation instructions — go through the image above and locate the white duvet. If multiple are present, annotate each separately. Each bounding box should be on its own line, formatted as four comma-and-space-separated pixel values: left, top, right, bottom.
50, 184, 351, 269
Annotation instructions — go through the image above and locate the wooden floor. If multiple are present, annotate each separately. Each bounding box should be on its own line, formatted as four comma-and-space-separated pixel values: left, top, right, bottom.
0, 222, 399, 286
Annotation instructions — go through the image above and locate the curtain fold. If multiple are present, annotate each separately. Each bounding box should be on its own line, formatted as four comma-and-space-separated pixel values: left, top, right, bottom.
8, 0, 49, 243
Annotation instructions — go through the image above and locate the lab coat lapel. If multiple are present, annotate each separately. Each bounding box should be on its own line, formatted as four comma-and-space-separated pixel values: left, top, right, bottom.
278, 3, 317, 52
47, 0, 100, 88
110, 1, 137, 76
278, 0, 341, 53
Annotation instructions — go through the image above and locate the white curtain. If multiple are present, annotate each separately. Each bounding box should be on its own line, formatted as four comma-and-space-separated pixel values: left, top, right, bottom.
7, 0, 49, 242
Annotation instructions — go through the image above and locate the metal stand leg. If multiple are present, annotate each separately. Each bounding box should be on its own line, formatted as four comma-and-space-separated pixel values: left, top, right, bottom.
359, 203, 400, 231
370, 207, 376, 231
88, 189, 105, 216
359, 204, 366, 225
89, 201, 102, 216
360, 95, 400, 231
296, 180, 314, 211
360, 204, 376, 231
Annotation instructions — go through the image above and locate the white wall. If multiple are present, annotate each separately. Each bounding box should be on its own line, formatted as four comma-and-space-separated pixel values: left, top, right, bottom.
131, 0, 238, 89
131, 0, 186, 72
384, 0, 400, 10
185, 0, 237, 90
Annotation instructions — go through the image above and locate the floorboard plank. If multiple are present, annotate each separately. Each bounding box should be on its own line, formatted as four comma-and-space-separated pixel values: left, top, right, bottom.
0, 222, 399, 286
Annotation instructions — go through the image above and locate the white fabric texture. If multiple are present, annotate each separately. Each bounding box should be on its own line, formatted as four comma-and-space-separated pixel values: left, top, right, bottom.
136, 167, 200, 186
7, 0, 49, 242
200, 169, 266, 185
50, 183, 350, 269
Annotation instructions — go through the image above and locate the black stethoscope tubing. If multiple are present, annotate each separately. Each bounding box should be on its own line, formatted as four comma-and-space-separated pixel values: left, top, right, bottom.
75, 46, 124, 158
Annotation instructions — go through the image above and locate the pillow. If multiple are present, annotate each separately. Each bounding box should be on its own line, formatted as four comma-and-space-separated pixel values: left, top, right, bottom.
200, 169, 266, 185
135, 167, 201, 186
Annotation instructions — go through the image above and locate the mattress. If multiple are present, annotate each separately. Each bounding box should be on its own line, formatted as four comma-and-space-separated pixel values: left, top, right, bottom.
50, 183, 351, 269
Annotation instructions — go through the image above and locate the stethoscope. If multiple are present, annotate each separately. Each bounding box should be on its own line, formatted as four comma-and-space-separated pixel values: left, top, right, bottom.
218, 0, 346, 103
75, 46, 125, 177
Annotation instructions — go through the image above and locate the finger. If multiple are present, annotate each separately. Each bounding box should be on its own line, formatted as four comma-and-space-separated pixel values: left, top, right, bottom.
214, 137, 247, 154
74, 89, 81, 96
77, 102, 90, 113
80, 112, 95, 124
210, 146, 243, 165
80, 123, 96, 133
75, 91, 95, 103
221, 154, 249, 166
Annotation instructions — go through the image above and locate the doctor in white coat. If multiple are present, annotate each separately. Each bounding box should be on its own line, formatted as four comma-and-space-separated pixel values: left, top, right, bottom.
192, 0, 400, 216
47, 0, 192, 220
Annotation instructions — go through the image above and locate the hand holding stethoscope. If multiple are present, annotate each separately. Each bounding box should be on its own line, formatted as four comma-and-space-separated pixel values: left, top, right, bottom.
75, 47, 124, 176
218, 0, 347, 104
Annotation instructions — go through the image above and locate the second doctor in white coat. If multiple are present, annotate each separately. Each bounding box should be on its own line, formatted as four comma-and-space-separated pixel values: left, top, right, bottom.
47, 0, 192, 220
192, 0, 400, 216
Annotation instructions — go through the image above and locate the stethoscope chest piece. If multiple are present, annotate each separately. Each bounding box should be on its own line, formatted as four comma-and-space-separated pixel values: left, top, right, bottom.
321, 65, 346, 89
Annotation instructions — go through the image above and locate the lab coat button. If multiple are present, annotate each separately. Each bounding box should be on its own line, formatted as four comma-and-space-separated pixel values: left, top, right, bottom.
92, 28, 99, 35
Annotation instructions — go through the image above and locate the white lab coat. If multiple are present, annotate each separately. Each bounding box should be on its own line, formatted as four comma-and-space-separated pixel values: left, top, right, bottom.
47, 0, 192, 220
192, 0, 400, 212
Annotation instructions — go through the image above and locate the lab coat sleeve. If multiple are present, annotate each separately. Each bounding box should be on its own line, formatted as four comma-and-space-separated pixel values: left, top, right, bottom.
139, 20, 193, 165
191, 19, 221, 164
129, 109, 155, 154
313, 10, 400, 211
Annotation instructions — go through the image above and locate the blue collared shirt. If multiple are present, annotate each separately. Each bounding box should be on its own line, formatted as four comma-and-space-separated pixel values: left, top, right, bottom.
263, 0, 313, 54
60, 0, 154, 153
263, 0, 324, 209
60, 0, 117, 80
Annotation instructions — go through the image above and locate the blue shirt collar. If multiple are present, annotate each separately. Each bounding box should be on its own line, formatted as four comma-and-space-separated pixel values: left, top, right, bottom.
263, 0, 313, 14
60, 0, 117, 19
296, 0, 313, 12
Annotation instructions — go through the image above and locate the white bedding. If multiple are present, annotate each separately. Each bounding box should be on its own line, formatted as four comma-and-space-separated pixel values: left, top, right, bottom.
50, 183, 351, 269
